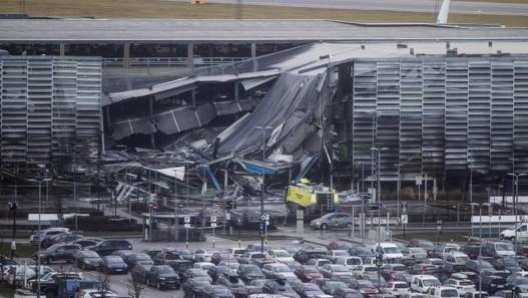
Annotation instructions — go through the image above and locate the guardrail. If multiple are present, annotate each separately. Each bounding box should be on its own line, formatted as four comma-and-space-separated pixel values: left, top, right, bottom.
102, 56, 248, 68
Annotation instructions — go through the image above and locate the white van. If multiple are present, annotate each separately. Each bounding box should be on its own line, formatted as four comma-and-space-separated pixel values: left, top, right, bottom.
374, 242, 404, 261
500, 223, 528, 242
411, 275, 441, 293
335, 256, 363, 270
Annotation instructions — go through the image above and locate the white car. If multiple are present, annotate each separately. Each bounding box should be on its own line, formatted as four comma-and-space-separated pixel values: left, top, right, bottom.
352, 265, 379, 278
335, 256, 363, 270
443, 278, 476, 296
193, 262, 216, 271
268, 250, 294, 263
402, 247, 428, 260
411, 275, 441, 293
326, 250, 350, 262
425, 286, 460, 298
193, 249, 214, 262
381, 281, 411, 297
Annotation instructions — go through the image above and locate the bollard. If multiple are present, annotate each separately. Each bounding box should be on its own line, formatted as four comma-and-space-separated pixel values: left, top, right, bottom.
238, 239, 241, 247
185, 242, 189, 249
212, 240, 215, 249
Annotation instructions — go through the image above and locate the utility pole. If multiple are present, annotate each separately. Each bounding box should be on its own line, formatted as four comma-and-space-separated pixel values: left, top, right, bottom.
256, 126, 272, 253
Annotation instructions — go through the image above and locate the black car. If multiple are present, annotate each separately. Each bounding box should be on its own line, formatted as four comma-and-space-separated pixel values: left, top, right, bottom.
217, 273, 246, 291
153, 251, 183, 265
293, 248, 328, 264
333, 288, 364, 298
408, 239, 436, 253
73, 249, 103, 270
169, 259, 193, 279
262, 279, 301, 298
131, 264, 152, 285
237, 264, 265, 284
146, 265, 181, 290
127, 252, 154, 269
489, 257, 522, 273
292, 282, 325, 298
41, 233, 82, 249
35, 243, 82, 264
100, 255, 128, 274
87, 239, 132, 257
461, 243, 481, 260
321, 280, 348, 296
481, 275, 507, 294
208, 265, 233, 283
181, 268, 212, 283
198, 285, 234, 298
141, 249, 162, 260
465, 259, 496, 274
348, 247, 375, 259
182, 278, 211, 298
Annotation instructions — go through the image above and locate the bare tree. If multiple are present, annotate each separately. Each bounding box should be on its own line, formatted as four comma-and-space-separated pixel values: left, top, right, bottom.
127, 278, 145, 298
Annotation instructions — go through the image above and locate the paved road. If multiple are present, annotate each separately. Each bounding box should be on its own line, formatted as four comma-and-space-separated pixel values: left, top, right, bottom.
167, 0, 528, 16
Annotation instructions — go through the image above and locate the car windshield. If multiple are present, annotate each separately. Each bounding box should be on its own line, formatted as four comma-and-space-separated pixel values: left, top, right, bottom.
365, 267, 378, 272
165, 253, 180, 260
136, 254, 151, 261
423, 279, 441, 287
334, 251, 349, 256
410, 248, 426, 253
106, 257, 122, 263
158, 267, 174, 274
384, 247, 401, 254
251, 254, 267, 259
445, 247, 456, 253
431, 260, 444, 266
441, 289, 459, 297
455, 256, 469, 264
358, 280, 374, 287
82, 251, 99, 258
418, 241, 435, 248
179, 250, 192, 255
460, 281, 474, 286
516, 278, 528, 285
327, 281, 346, 289
304, 284, 320, 291
393, 266, 406, 271
479, 261, 494, 269
395, 283, 409, 288
333, 266, 349, 272
243, 266, 261, 274
496, 243, 513, 251
273, 266, 291, 272
275, 251, 290, 257
347, 258, 361, 265
304, 267, 319, 273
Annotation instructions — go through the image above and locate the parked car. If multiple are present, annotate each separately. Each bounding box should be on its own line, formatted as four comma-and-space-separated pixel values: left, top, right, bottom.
100, 255, 128, 274
294, 265, 323, 282
198, 285, 234, 298
489, 257, 522, 273
238, 264, 265, 284
181, 268, 213, 283
381, 281, 411, 297
182, 278, 211, 298
35, 243, 81, 264
481, 275, 507, 294
402, 247, 428, 261
71, 237, 103, 248
484, 242, 516, 258
30, 227, 70, 246
380, 264, 407, 281
268, 250, 295, 263
443, 278, 476, 296
194, 249, 214, 262
408, 239, 436, 253
127, 252, 153, 268
87, 239, 132, 257
73, 249, 103, 270
153, 250, 183, 265
310, 213, 353, 230
410, 275, 441, 293
41, 233, 81, 249
328, 241, 354, 251
131, 264, 152, 285
293, 247, 328, 264
333, 288, 363, 298
262, 263, 296, 280
146, 265, 181, 290
321, 280, 348, 295
349, 279, 380, 296
349, 247, 375, 259
424, 286, 460, 298
325, 250, 350, 263
262, 278, 301, 298
318, 264, 352, 279
292, 282, 326, 298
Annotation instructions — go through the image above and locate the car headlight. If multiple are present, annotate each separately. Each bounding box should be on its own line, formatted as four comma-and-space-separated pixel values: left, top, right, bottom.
315, 222, 321, 225
84, 260, 91, 264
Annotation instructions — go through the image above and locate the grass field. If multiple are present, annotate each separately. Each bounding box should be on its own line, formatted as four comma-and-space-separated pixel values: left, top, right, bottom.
2, 0, 528, 27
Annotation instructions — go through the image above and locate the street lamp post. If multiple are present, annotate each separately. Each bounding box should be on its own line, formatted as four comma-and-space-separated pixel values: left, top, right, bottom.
507, 172, 526, 246
256, 126, 272, 253
174, 169, 179, 242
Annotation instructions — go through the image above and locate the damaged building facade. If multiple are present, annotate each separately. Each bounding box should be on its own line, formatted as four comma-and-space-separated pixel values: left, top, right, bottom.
2, 20, 528, 214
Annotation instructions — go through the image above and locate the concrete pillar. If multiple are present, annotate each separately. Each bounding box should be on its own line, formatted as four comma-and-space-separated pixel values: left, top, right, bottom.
296, 209, 304, 237
59, 43, 65, 56
123, 43, 131, 68
187, 43, 194, 69
251, 43, 257, 58
251, 43, 258, 72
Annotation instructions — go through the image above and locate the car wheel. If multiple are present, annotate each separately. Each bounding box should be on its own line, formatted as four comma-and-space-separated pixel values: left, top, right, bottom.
320, 224, 328, 230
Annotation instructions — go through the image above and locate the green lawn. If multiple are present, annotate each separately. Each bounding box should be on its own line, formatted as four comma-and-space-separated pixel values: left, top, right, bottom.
1, 0, 528, 27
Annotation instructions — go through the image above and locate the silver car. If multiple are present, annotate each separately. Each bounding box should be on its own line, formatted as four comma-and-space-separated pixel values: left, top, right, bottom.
310, 213, 352, 230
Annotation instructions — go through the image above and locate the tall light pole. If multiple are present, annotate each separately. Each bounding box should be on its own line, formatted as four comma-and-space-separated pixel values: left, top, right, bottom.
507, 172, 526, 246
256, 126, 272, 253
371, 147, 388, 246
35, 167, 50, 298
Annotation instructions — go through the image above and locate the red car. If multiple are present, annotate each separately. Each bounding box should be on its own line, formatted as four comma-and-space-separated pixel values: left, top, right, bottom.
294, 265, 323, 282
350, 279, 380, 296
